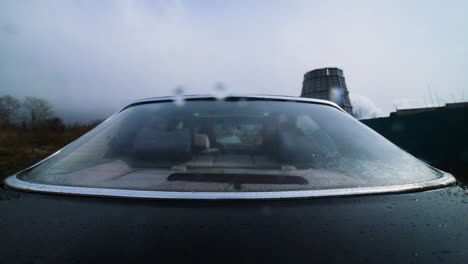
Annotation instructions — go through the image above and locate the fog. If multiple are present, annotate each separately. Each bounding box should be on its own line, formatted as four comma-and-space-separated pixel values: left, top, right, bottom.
1, 0, 467, 122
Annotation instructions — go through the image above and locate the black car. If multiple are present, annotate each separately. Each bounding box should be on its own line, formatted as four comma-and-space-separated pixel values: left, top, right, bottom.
1, 95, 467, 263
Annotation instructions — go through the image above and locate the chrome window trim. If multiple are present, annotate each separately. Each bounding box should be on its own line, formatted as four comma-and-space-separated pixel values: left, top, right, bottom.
5, 173, 456, 200
123, 94, 347, 113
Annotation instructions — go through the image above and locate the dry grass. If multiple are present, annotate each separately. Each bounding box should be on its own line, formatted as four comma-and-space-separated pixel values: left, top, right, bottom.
0, 127, 93, 179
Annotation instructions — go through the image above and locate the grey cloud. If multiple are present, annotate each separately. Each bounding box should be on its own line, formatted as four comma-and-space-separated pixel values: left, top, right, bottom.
1, 0, 467, 122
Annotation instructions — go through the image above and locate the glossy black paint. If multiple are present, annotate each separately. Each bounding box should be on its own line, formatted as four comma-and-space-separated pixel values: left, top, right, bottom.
1, 184, 467, 263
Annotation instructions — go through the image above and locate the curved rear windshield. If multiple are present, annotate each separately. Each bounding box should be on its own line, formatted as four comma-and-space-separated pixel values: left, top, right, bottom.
19, 98, 442, 192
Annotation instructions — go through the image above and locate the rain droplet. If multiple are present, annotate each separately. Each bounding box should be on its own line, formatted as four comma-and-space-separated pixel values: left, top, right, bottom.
391, 121, 405, 133
173, 86, 185, 107
329, 87, 344, 104
237, 98, 248, 107
213, 82, 228, 100
261, 205, 272, 216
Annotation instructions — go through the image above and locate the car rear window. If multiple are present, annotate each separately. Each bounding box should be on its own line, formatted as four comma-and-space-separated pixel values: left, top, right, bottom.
18, 98, 443, 192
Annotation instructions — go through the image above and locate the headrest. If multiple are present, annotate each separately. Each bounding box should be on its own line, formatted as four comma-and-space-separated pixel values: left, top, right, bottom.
194, 134, 210, 149
131, 128, 192, 161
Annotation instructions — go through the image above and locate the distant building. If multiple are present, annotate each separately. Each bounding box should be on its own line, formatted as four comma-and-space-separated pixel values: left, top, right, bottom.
301, 67, 353, 114
390, 102, 468, 117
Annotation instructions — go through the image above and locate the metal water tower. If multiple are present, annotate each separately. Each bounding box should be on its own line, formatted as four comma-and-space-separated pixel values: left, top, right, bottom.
301, 67, 353, 114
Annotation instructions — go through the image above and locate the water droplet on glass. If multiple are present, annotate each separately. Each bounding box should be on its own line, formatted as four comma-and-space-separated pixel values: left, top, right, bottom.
173, 86, 185, 107
329, 87, 344, 105
261, 205, 272, 216
213, 82, 228, 100
391, 121, 405, 133
237, 98, 248, 107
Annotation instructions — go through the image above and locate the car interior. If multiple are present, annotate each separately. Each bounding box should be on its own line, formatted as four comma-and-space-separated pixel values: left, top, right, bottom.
122, 110, 338, 171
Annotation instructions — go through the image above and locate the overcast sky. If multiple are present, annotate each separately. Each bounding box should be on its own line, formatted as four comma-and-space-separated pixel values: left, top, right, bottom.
1, 0, 467, 122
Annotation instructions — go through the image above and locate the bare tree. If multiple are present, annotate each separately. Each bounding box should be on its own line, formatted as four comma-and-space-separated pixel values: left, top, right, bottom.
22, 97, 54, 127
43, 117, 65, 131
0, 95, 21, 127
